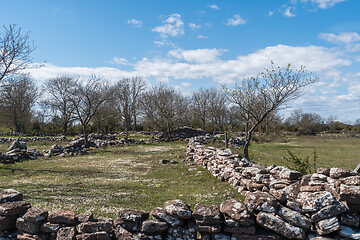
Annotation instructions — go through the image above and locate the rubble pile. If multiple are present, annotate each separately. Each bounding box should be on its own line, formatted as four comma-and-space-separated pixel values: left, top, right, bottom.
158, 127, 204, 140
0, 139, 41, 164
0, 136, 68, 144
43, 136, 147, 158
185, 136, 360, 239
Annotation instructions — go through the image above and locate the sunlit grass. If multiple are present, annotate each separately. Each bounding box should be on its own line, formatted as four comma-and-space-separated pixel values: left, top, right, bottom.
0, 140, 241, 219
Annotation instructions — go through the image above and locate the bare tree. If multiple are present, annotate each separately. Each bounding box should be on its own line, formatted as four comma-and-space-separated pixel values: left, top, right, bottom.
0, 75, 39, 133
192, 89, 211, 131
42, 76, 77, 134
208, 89, 228, 133
69, 75, 110, 146
114, 77, 145, 137
140, 85, 186, 138
0, 25, 36, 82
224, 63, 318, 159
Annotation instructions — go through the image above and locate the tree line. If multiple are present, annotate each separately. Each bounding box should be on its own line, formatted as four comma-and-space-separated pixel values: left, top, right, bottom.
2, 24, 359, 159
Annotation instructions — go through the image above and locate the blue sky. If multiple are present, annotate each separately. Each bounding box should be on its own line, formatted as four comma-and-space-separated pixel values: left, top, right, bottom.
1, 0, 360, 122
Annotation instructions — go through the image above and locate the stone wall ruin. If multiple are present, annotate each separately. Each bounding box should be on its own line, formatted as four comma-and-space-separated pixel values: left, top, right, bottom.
0, 135, 360, 239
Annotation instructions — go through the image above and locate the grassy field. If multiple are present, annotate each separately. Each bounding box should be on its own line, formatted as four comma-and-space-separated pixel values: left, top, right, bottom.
248, 135, 360, 170
0, 139, 242, 219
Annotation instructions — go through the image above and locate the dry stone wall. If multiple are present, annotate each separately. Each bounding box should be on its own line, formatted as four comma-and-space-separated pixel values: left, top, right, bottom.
185, 136, 360, 239
1, 135, 360, 239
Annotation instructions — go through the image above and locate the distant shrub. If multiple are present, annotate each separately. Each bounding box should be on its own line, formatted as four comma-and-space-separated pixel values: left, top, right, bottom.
283, 149, 317, 175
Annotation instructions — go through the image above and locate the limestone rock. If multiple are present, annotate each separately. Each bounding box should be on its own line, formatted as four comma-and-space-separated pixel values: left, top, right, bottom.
40, 221, 64, 233
114, 225, 136, 240
0, 201, 31, 216
76, 212, 94, 223
167, 226, 196, 240
141, 220, 168, 235
315, 217, 340, 235
150, 207, 182, 227
164, 200, 192, 219
244, 191, 278, 213
48, 210, 76, 225
329, 168, 356, 179
56, 226, 76, 240
316, 168, 330, 176
256, 212, 305, 240
341, 176, 360, 185
340, 184, 360, 204
117, 209, 149, 222
23, 208, 48, 223
337, 225, 360, 240
77, 221, 113, 234
311, 203, 348, 223
219, 199, 254, 226
296, 191, 338, 213
279, 168, 302, 180
192, 204, 222, 225
277, 206, 311, 230
0, 189, 23, 204
340, 212, 360, 228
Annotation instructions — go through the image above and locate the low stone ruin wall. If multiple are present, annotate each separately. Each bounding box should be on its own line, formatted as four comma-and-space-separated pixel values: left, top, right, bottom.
185, 135, 360, 239
2, 189, 280, 240
0, 136, 69, 144
1, 136, 360, 240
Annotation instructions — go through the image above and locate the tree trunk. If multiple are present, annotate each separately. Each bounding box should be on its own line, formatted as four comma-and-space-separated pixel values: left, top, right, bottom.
202, 118, 206, 132
83, 125, 88, 147
243, 131, 253, 160
63, 122, 68, 135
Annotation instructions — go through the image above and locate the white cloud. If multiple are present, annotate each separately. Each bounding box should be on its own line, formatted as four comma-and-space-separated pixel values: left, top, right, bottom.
319, 32, 360, 44
28, 63, 138, 84
197, 35, 209, 39
307, 0, 347, 9
109, 57, 129, 65
268, 11, 274, 16
134, 45, 351, 86
152, 14, 184, 38
208, 4, 220, 10
127, 19, 143, 27
168, 48, 226, 63
189, 23, 201, 29
319, 32, 360, 52
226, 14, 246, 26
284, 7, 296, 17
31, 44, 350, 86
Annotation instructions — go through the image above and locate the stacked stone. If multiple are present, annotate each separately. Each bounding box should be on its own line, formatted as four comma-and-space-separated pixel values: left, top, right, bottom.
187, 136, 360, 239
0, 139, 41, 164
43, 137, 147, 158
0, 189, 31, 238
0, 136, 69, 145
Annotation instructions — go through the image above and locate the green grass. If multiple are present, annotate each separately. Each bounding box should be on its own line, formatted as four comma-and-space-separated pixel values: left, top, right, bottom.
0, 140, 241, 219
248, 135, 360, 170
